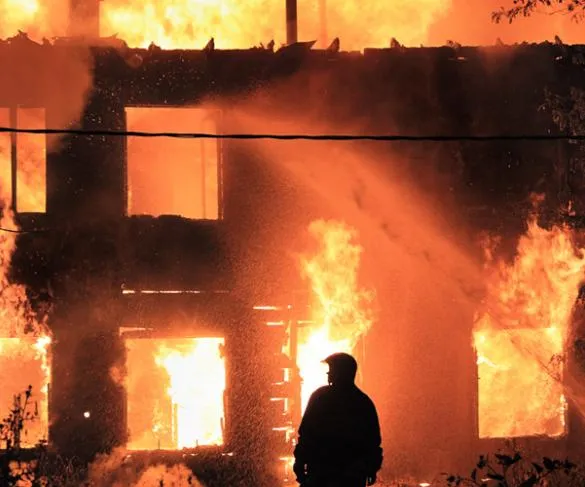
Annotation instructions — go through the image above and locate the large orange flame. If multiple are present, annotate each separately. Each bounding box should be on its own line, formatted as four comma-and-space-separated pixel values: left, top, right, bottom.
474, 216, 585, 438
126, 337, 225, 450
156, 338, 226, 448
298, 219, 374, 411
100, 0, 450, 50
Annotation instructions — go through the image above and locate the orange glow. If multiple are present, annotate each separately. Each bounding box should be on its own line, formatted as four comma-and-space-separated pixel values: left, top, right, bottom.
474, 216, 585, 438
0, 110, 51, 445
125, 107, 219, 220
297, 220, 374, 411
125, 337, 226, 450
100, 0, 449, 50
0, 336, 51, 447
475, 328, 565, 438
0, 107, 47, 213
0, 0, 68, 40
427, 0, 585, 47
0, 108, 11, 204
0, 0, 40, 36
16, 108, 46, 213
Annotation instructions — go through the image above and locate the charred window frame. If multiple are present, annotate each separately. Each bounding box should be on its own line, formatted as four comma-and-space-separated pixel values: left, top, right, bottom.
123, 106, 223, 220
0, 106, 47, 214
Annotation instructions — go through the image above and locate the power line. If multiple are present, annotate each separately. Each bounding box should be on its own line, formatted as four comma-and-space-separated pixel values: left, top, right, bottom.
0, 226, 53, 234
0, 127, 577, 234
0, 126, 583, 141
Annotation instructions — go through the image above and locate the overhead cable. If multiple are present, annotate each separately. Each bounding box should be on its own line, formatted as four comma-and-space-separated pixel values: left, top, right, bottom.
0, 126, 582, 142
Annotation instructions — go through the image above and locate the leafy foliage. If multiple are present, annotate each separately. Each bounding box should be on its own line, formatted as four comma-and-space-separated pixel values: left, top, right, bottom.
545, 87, 585, 138
0, 385, 47, 486
493, 0, 585, 23
442, 451, 579, 487
0, 386, 84, 487
0, 385, 38, 451
542, 85, 585, 212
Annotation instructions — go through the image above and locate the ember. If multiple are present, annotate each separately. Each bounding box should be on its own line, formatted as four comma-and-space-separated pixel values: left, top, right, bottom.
474, 216, 585, 438
125, 336, 226, 450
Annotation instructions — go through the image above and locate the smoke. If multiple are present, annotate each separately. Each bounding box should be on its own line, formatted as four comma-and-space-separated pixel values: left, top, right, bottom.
0, 40, 93, 151
0, 0, 95, 331
87, 448, 205, 487
428, 0, 585, 46
0, 0, 70, 40
0, 4, 94, 450
196, 83, 483, 475
220, 104, 481, 298
208, 79, 585, 473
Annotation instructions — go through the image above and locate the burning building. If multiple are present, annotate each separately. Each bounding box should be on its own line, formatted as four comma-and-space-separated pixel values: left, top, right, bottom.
2, 0, 585, 485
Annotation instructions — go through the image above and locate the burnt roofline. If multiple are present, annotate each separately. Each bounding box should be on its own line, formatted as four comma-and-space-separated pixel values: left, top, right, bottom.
2, 31, 585, 57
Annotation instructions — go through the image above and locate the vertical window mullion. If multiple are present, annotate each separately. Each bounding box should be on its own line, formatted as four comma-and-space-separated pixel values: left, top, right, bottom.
10, 106, 17, 212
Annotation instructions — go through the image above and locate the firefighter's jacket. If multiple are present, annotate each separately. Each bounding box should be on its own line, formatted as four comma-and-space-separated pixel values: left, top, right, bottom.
294, 384, 383, 478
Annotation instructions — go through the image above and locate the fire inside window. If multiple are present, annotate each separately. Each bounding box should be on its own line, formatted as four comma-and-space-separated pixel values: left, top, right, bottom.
125, 107, 220, 220
474, 328, 566, 439
124, 335, 226, 450
0, 108, 47, 213
0, 338, 50, 448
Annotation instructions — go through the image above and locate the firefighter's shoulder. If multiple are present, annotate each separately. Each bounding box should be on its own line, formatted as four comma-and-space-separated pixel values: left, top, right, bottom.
309, 385, 331, 401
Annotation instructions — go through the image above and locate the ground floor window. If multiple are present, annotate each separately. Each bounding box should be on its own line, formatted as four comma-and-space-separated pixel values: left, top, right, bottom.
123, 334, 226, 450
475, 327, 566, 438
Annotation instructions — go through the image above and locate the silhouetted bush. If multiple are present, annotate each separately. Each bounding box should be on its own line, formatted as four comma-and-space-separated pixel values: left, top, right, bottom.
441, 450, 584, 487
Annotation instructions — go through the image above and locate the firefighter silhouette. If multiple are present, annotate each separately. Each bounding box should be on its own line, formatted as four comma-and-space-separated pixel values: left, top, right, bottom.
293, 353, 383, 487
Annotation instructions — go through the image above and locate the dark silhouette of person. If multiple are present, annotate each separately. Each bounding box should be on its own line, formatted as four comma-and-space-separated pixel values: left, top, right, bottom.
293, 352, 383, 487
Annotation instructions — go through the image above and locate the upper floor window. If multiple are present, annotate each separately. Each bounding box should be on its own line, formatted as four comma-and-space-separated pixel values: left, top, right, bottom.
0, 107, 47, 213
125, 107, 220, 220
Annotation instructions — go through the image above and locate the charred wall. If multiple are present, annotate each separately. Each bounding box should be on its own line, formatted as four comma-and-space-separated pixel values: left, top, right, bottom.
4, 38, 585, 479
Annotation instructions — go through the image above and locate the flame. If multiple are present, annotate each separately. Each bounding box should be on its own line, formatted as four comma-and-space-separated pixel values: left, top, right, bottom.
100, 0, 450, 50
474, 216, 585, 438
298, 220, 374, 411
0, 0, 68, 40
156, 338, 226, 448
0, 109, 51, 446
0, 0, 40, 36
126, 337, 226, 450
0, 336, 51, 447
